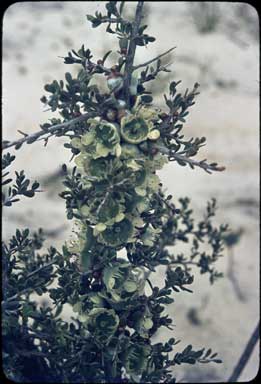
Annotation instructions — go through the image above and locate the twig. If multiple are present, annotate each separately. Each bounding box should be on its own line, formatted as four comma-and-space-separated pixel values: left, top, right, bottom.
156, 192, 176, 213
24, 258, 57, 281
95, 16, 127, 24
146, 278, 154, 293
133, 46, 176, 70
96, 190, 111, 218
2, 287, 39, 305
154, 145, 225, 174
228, 322, 259, 382
140, 64, 172, 85
169, 152, 225, 174
2, 259, 58, 305
84, 59, 111, 75
123, 1, 144, 108
113, 177, 131, 188
17, 130, 28, 137
2, 112, 98, 151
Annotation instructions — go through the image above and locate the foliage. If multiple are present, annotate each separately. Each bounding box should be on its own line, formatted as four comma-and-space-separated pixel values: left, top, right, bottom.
2, 153, 40, 206
2, 2, 229, 383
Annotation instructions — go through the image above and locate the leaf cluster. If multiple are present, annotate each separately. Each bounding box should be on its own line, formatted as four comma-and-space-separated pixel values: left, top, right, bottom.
2, 153, 40, 206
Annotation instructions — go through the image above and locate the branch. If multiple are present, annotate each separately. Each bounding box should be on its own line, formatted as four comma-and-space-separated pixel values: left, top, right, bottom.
228, 322, 259, 382
1, 259, 57, 305
154, 145, 225, 174
24, 258, 57, 281
3, 286, 41, 305
96, 17, 126, 24
133, 46, 176, 70
96, 190, 111, 218
2, 112, 98, 152
113, 177, 131, 188
123, 1, 144, 108
140, 63, 172, 85
169, 152, 225, 174
2, 257, 60, 305
84, 59, 111, 75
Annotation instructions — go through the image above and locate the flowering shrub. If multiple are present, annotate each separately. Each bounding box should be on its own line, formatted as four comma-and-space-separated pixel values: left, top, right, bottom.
2, 2, 229, 382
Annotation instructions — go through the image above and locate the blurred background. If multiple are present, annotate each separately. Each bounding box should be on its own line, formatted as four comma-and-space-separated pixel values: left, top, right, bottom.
2, 2, 259, 382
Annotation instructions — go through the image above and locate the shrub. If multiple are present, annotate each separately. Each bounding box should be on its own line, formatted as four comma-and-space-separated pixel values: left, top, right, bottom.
2, 2, 229, 382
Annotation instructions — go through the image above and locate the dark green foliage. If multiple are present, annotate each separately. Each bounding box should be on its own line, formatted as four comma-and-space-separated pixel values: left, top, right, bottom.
2, 2, 229, 382
2, 153, 40, 206
173, 345, 222, 365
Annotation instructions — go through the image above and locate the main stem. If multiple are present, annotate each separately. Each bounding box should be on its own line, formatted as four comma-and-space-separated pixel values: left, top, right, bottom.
123, 1, 144, 108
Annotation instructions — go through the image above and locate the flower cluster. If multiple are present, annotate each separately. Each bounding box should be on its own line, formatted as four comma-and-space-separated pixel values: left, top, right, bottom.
69, 101, 167, 250
101, 260, 146, 306
65, 95, 170, 357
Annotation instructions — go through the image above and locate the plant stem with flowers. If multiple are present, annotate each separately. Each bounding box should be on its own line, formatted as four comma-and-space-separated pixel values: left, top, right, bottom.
2, 2, 229, 383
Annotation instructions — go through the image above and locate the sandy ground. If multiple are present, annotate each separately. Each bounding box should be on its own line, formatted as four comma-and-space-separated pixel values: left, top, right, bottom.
2, 2, 259, 382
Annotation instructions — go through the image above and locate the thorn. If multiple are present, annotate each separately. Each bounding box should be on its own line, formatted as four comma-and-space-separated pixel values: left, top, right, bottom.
17, 130, 28, 137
